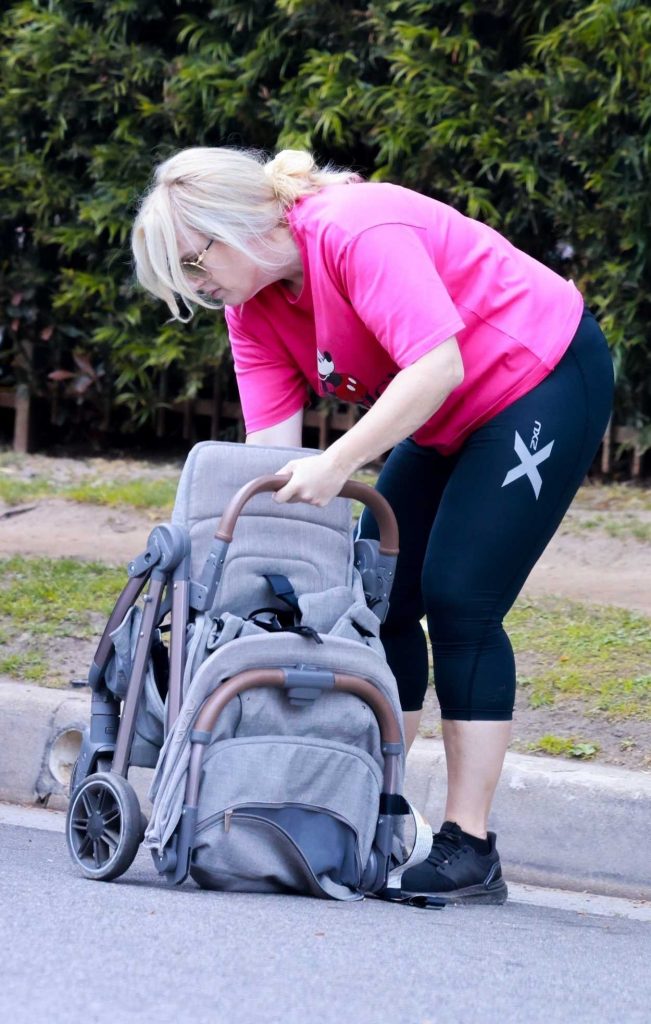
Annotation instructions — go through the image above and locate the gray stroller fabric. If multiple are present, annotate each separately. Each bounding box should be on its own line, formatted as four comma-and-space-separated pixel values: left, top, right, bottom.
105, 606, 165, 767
146, 631, 401, 845
144, 441, 406, 900
173, 441, 356, 619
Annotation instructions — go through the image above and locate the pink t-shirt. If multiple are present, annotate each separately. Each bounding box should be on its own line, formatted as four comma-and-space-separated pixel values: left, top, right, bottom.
225, 182, 584, 453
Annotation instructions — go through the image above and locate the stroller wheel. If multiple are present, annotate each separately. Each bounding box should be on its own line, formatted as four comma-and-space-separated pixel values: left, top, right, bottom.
66, 772, 142, 882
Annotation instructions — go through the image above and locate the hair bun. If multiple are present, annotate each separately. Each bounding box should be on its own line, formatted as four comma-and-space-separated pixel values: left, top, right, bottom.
263, 150, 318, 205
265, 150, 314, 177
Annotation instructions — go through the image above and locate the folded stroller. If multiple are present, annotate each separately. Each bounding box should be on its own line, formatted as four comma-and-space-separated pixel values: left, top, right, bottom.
65, 441, 436, 905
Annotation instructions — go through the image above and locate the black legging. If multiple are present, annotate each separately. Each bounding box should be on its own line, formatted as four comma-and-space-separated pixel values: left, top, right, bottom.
358, 309, 614, 719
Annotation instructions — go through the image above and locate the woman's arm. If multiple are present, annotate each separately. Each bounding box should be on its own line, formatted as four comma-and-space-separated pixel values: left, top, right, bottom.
246, 407, 304, 448
275, 336, 463, 505
328, 336, 463, 473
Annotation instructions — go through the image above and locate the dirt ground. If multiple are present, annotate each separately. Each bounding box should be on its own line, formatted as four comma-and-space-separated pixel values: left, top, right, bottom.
1, 453, 650, 769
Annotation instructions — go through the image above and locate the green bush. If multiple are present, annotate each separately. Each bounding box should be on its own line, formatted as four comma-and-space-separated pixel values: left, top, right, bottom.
0, 0, 235, 439
1, 0, 649, 444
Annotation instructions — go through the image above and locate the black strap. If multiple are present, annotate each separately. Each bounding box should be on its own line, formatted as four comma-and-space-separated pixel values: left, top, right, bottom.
263, 574, 301, 613
374, 889, 446, 910
248, 606, 286, 623
249, 614, 323, 645
247, 600, 323, 645
379, 793, 411, 816
352, 620, 375, 639
289, 625, 323, 644
262, 574, 322, 643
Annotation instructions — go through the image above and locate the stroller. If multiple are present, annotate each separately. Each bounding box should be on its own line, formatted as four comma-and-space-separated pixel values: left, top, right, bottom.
65, 441, 436, 905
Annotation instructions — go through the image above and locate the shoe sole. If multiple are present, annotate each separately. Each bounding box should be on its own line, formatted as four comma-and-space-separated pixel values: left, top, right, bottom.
402, 880, 508, 906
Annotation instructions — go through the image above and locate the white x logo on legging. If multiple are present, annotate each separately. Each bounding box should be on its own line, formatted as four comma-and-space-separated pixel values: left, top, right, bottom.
501, 430, 555, 499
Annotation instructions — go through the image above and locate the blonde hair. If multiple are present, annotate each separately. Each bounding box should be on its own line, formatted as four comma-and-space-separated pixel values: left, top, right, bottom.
131, 147, 361, 320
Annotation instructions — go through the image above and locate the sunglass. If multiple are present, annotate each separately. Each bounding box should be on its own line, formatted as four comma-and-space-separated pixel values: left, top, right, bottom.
181, 238, 214, 282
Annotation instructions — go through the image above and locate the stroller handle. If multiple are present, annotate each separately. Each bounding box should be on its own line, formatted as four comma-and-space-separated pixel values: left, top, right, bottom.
215, 474, 399, 555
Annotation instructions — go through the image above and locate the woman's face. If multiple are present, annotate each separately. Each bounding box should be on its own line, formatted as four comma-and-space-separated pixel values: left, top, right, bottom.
177, 227, 289, 306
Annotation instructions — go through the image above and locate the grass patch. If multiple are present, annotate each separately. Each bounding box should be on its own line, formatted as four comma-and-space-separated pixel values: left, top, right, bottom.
507, 598, 651, 719
62, 478, 176, 512
0, 556, 125, 683
602, 518, 651, 542
0, 556, 124, 637
0, 650, 50, 682
0, 473, 176, 513
0, 624, 49, 680
561, 511, 651, 544
0, 556, 124, 684
0, 554, 648, 734
572, 483, 651, 513
0, 474, 56, 505
351, 467, 380, 521
526, 735, 600, 759
353, 469, 380, 488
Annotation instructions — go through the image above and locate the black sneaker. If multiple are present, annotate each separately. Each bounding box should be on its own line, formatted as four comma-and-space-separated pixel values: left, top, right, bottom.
400, 820, 508, 905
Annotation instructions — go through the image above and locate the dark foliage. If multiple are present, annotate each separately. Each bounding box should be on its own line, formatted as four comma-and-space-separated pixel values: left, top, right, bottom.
1, 0, 649, 445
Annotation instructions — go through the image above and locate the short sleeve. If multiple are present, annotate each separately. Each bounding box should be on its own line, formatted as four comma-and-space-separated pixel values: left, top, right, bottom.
225, 309, 309, 433
338, 223, 466, 367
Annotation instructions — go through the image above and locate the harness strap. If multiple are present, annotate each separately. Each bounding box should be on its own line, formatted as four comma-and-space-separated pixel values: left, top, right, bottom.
248, 602, 323, 646
263, 573, 301, 613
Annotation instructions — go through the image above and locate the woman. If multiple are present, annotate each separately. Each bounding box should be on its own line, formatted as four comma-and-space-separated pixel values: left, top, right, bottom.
132, 147, 614, 904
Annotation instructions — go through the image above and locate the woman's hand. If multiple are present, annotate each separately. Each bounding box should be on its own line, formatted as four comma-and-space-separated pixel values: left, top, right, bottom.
274, 452, 349, 507
273, 340, 463, 507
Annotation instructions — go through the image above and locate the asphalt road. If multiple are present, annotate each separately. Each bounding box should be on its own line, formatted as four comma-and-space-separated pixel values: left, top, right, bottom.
1, 807, 650, 1024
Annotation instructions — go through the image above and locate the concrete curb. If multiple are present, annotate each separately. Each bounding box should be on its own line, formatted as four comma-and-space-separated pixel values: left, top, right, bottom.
0, 679, 155, 815
0, 680, 90, 810
405, 738, 651, 901
1, 679, 650, 900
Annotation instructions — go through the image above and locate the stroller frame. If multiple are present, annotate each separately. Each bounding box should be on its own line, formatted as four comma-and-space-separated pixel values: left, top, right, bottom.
67, 471, 404, 893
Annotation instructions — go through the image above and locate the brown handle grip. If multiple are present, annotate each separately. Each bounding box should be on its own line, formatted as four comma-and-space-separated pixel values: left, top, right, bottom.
215, 474, 399, 555
193, 669, 402, 744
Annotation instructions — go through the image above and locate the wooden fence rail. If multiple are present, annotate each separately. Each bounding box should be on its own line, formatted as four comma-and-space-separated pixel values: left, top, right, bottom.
0, 384, 31, 454
599, 419, 646, 479
1, 385, 648, 479
154, 392, 358, 450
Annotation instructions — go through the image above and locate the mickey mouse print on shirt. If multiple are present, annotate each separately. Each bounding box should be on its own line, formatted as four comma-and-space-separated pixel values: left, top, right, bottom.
317, 349, 373, 405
